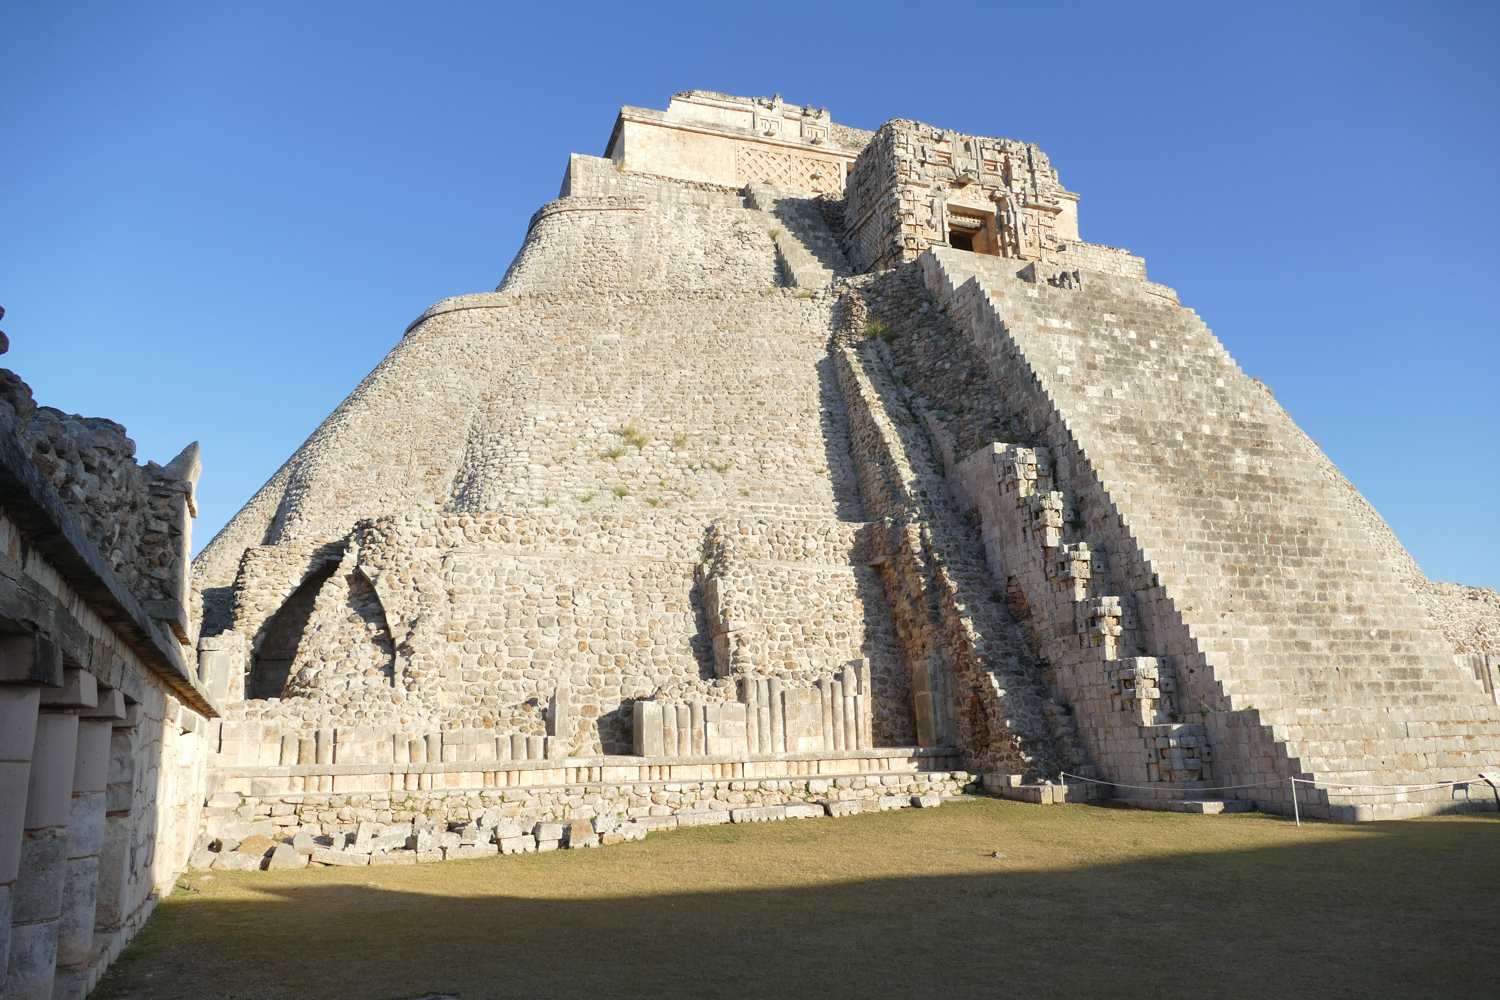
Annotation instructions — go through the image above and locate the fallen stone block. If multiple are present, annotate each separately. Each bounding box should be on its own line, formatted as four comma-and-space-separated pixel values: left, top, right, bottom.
536, 839, 560, 852
912, 794, 943, 809
212, 852, 261, 872
672, 810, 729, 828
617, 821, 647, 842
187, 849, 217, 870
878, 795, 909, 811
457, 823, 484, 845
310, 849, 370, 867
825, 800, 862, 818
533, 822, 564, 842
438, 831, 462, 851
415, 850, 443, 864
731, 805, 787, 823
370, 851, 418, 866
266, 844, 308, 870
499, 834, 536, 855
235, 834, 276, 857
351, 821, 377, 853
638, 815, 679, 832
493, 819, 523, 841
565, 820, 599, 849
291, 831, 317, 855
784, 803, 825, 820
368, 833, 409, 854
592, 814, 619, 835
446, 844, 499, 860
223, 821, 252, 841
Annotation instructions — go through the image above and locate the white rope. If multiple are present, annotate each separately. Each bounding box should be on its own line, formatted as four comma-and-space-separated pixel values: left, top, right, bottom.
1058, 771, 1482, 796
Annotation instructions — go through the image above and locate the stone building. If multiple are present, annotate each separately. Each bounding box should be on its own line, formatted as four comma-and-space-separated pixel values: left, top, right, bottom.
184, 88, 1498, 848
0, 321, 217, 999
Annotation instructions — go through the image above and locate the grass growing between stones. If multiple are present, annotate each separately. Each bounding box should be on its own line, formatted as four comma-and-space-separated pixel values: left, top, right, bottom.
95, 799, 1499, 1000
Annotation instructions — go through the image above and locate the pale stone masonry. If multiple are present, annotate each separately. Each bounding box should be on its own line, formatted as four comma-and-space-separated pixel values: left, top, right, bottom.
0, 336, 216, 999
187, 86, 1497, 860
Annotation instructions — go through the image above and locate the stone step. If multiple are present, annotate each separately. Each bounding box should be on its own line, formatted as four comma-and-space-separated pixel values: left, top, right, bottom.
1116, 797, 1254, 815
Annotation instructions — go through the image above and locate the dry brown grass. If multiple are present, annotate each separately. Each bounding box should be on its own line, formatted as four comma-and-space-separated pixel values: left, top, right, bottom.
95, 799, 1500, 1000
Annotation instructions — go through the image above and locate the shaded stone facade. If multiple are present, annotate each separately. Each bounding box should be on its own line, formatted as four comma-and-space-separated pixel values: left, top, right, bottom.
0, 330, 217, 999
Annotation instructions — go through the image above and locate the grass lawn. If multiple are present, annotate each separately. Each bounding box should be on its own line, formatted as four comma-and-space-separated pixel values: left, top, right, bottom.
93, 798, 1499, 1000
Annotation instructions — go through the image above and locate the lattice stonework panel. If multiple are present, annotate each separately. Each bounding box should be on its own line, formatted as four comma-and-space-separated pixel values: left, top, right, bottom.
736, 147, 842, 194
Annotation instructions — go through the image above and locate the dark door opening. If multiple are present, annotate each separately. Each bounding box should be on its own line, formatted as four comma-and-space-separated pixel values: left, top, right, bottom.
949, 229, 975, 252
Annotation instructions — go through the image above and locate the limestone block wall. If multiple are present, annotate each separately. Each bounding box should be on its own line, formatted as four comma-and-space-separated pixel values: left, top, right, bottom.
697, 518, 907, 739
497, 185, 777, 295
198, 760, 970, 868
0, 428, 216, 998
922, 247, 1500, 816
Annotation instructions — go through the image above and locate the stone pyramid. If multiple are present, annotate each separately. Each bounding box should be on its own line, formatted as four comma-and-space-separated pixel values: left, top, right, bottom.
193, 91, 1500, 819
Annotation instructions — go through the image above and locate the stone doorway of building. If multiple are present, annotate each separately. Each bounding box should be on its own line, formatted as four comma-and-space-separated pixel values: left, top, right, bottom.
947, 210, 998, 255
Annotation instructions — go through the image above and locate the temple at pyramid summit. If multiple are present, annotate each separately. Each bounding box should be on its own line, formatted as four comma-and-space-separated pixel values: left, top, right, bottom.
6, 88, 1497, 998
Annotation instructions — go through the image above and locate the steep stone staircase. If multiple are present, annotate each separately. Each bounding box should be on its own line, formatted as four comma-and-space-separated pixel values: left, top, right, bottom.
745, 183, 850, 288
924, 247, 1500, 818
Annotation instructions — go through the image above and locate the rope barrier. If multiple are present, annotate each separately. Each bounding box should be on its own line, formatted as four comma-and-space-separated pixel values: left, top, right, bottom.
1057, 771, 1286, 793
1055, 770, 1494, 828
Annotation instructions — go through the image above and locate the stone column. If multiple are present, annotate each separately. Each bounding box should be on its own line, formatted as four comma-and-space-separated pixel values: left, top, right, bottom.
0, 687, 41, 997
5, 669, 94, 1000
53, 690, 123, 995
91, 705, 138, 944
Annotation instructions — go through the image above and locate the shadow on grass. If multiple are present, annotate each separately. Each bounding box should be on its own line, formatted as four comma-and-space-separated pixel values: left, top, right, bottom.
96, 813, 1499, 1000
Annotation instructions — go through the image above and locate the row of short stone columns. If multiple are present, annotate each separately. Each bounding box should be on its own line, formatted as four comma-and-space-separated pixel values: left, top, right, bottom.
1, 636, 128, 1000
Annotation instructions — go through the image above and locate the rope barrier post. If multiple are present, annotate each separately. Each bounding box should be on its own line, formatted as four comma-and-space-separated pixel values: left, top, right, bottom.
1480, 772, 1500, 814
1290, 777, 1301, 828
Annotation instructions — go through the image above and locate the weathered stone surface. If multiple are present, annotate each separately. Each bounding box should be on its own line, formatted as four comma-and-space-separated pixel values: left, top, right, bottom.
234, 834, 276, 857
446, 844, 498, 860
499, 835, 536, 855
266, 844, 307, 870
564, 821, 599, 849
309, 849, 369, 867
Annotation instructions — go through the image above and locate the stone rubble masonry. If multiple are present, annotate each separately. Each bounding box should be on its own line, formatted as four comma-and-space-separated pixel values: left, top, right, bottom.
186, 769, 975, 871
0, 371, 203, 649
188, 89, 1497, 836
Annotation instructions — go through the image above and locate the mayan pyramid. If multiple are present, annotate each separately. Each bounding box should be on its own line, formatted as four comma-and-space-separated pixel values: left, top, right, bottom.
193, 91, 1500, 820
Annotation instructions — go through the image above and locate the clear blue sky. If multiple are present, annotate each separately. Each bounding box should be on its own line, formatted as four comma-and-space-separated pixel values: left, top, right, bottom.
2, 2, 1495, 587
